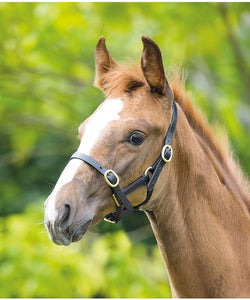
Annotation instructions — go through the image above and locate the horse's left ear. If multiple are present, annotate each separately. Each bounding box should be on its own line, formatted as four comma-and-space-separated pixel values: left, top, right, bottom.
141, 36, 173, 100
94, 36, 118, 91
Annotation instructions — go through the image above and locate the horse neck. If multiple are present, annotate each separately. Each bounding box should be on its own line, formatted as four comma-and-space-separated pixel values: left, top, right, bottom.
145, 106, 250, 297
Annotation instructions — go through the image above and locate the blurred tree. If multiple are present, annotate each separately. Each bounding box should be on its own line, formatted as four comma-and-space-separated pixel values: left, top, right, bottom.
0, 204, 171, 297
0, 3, 249, 297
0, 2, 249, 216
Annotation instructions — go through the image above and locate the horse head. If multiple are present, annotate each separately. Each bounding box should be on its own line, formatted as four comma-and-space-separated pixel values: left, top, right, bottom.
44, 36, 174, 246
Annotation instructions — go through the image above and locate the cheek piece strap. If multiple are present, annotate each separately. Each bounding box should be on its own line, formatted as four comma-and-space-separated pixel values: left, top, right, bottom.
70, 101, 178, 223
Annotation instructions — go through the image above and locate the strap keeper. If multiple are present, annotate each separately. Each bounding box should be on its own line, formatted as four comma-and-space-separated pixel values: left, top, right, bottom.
112, 194, 120, 207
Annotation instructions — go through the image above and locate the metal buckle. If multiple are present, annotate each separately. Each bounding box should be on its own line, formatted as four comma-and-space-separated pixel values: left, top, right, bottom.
161, 145, 173, 162
104, 169, 120, 188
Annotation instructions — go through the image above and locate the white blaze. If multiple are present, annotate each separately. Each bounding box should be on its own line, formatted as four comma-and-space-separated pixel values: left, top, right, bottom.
79, 97, 123, 154
45, 98, 123, 221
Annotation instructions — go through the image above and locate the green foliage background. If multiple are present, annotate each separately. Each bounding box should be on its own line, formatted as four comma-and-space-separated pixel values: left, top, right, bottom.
0, 2, 249, 298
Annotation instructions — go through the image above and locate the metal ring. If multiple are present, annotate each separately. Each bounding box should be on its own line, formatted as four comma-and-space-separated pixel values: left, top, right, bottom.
161, 145, 173, 163
104, 169, 120, 188
144, 166, 153, 176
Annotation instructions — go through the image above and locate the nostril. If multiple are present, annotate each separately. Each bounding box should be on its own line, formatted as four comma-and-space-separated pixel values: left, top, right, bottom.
58, 204, 71, 232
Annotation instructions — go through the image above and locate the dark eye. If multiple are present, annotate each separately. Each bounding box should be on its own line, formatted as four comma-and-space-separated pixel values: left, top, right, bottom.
128, 131, 145, 146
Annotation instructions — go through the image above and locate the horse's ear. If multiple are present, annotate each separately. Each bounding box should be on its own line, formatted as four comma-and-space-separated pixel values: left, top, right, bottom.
141, 36, 173, 100
94, 36, 117, 90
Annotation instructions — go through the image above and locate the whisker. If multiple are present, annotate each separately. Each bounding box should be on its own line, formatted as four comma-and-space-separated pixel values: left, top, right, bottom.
44, 181, 55, 187
38, 217, 45, 225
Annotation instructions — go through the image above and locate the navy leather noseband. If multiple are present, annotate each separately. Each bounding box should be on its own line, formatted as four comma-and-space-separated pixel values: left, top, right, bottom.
70, 101, 178, 223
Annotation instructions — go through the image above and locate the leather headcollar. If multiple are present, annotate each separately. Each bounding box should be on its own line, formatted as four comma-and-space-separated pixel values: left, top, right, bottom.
70, 101, 178, 223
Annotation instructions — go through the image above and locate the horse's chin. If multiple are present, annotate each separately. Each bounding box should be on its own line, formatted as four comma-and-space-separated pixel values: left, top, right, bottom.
49, 219, 92, 246
71, 219, 92, 243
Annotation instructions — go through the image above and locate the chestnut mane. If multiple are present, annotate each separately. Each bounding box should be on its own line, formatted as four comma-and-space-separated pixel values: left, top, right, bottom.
171, 72, 249, 209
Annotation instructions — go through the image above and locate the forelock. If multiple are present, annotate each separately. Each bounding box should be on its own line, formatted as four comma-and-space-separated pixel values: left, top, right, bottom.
94, 63, 146, 96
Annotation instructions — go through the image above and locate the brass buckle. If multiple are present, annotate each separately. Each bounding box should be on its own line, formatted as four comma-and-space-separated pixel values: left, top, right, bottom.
161, 145, 173, 162
104, 169, 120, 188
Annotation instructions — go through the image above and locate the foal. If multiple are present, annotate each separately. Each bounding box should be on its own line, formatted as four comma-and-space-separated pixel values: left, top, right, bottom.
44, 36, 250, 297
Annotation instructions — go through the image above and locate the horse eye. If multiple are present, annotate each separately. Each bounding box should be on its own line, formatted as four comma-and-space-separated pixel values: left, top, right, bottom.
129, 132, 145, 146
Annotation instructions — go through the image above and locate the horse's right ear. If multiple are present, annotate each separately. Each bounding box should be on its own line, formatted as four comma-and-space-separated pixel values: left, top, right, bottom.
94, 36, 117, 91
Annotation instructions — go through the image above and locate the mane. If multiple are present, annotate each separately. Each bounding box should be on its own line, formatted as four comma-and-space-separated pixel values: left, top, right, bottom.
170, 70, 250, 208
97, 63, 249, 206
